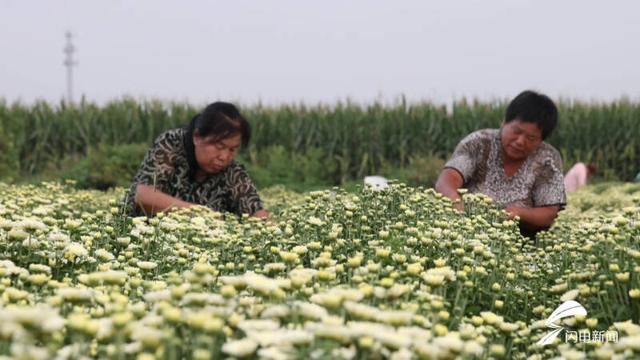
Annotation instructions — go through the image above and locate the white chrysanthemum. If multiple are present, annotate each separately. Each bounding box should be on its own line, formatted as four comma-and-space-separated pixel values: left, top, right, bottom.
332, 288, 364, 302
130, 325, 164, 349
332, 346, 357, 360
95, 318, 114, 341
289, 268, 317, 279
97, 270, 128, 285
21, 237, 39, 248
64, 219, 82, 229
560, 289, 580, 302
415, 343, 444, 358
123, 341, 142, 354
389, 348, 413, 360
480, 311, 503, 326
344, 301, 380, 321
57, 287, 94, 302
614, 321, 640, 335
28, 263, 52, 274
0, 260, 16, 268
559, 348, 586, 360
292, 245, 308, 255
550, 282, 568, 293
264, 262, 287, 273
0, 218, 15, 230
529, 319, 547, 330
500, 322, 519, 333
397, 326, 432, 344
222, 338, 258, 358
46, 232, 69, 243
257, 347, 294, 360
220, 274, 247, 288
433, 334, 464, 353
593, 345, 615, 359
9, 343, 49, 360
307, 323, 353, 343
64, 242, 88, 257
54, 344, 83, 360
0, 261, 28, 276
425, 266, 456, 280
307, 217, 324, 226
376, 310, 414, 327
462, 340, 484, 356
17, 218, 47, 232
7, 228, 29, 241
180, 292, 225, 306
614, 335, 640, 351
386, 284, 411, 298
0, 305, 64, 333
345, 321, 381, 337
143, 290, 171, 303
137, 261, 158, 270
244, 272, 281, 295
238, 319, 280, 333
261, 305, 290, 319
375, 329, 411, 349
310, 293, 343, 309
190, 216, 206, 226
422, 274, 445, 287
95, 249, 115, 262
294, 301, 328, 320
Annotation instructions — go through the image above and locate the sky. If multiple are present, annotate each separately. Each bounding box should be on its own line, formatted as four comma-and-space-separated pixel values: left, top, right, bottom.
1, 0, 640, 106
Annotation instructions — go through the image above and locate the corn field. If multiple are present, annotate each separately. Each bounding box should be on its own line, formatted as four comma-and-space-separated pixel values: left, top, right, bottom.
0, 98, 638, 182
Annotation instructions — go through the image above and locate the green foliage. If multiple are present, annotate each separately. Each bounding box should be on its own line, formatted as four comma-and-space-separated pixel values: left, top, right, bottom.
56, 143, 149, 190
243, 145, 337, 192
379, 153, 445, 188
1, 97, 639, 187
0, 127, 20, 183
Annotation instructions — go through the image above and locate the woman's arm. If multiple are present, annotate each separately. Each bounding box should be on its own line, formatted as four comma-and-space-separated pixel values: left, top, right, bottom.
504, 205, 560, 231
134, 184, 193, 216
435, 168, 465, 211
226, 163, 270, 219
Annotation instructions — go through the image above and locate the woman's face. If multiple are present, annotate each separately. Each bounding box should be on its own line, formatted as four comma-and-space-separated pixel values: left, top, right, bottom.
500, 119, 543, 161
193, 132, 242, 174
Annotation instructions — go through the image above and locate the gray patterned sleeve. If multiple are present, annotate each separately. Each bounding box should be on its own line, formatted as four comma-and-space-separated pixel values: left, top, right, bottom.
532, 148, 566, 208
444, 131, 486, 184
226, 163, 264, 216
133, 132, 178, 190
125, 131, 179, 215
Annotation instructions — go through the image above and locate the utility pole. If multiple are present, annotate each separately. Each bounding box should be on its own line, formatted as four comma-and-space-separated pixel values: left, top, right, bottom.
63, 31, 77, 103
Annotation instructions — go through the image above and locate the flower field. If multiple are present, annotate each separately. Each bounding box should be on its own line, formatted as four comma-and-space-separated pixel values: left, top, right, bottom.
1, 181, 640, 359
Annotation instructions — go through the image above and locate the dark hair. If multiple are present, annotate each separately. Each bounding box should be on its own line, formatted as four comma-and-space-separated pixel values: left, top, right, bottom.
183, 102, 251, 179
505, 90, 558, 140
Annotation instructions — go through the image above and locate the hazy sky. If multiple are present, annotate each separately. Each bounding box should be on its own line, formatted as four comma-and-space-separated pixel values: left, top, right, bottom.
1, 0, 639, 106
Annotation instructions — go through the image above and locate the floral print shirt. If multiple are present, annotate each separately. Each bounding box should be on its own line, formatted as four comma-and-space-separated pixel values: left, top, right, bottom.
444, 129, 566, 209
125, 128, 263, 217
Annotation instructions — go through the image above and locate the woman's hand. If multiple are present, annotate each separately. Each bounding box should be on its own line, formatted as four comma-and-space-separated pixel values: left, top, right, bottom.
251, 209, 270, 220
135, 184, 193, 216
504, 205, 560, 231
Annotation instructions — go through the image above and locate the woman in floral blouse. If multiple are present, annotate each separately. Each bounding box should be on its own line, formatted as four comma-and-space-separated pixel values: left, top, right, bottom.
435, 90, 566, 236
125, 102, 268, 219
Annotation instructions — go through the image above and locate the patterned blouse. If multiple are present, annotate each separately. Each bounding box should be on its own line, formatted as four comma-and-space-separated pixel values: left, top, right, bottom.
125, 128, 264, 217
444, 129, 566, 209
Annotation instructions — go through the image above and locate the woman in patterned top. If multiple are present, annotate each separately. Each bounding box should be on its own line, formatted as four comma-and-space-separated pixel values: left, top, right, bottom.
125, 102, 269, 219
435, 90, 565, 236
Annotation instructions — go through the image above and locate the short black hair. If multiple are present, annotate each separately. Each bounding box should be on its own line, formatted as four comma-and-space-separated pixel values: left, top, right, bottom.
183, 102, 251, 179
188, 102, 251, 147
505, 90, 558, 140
